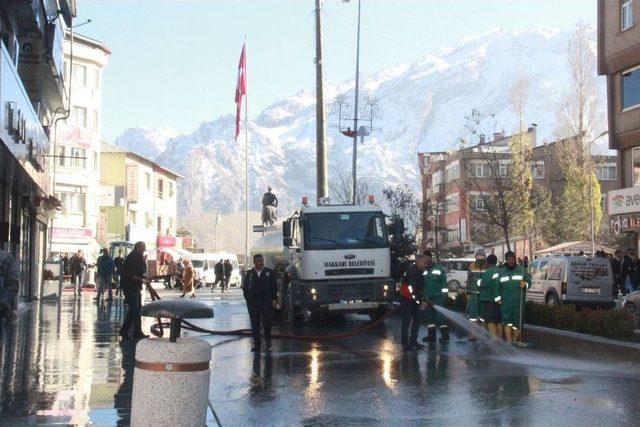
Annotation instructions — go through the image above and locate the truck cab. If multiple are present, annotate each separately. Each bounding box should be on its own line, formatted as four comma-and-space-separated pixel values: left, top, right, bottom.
269, 203, 394, 321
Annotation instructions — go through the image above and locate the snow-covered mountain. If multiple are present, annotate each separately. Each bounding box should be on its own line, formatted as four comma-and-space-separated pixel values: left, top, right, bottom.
113, 27, 605, 216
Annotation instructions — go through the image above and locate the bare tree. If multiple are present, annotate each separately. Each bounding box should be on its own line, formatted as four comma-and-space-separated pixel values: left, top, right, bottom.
330, 170, 370, 205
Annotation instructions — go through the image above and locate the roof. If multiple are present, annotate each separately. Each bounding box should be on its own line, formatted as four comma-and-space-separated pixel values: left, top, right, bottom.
534, 241, 615, 255
66, 32, 112, 55
101, 142, 184, 179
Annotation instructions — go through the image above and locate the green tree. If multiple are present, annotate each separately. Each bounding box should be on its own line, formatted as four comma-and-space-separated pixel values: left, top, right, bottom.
555, 164, 603, 242
530, 184, 556, 247
383, 185, 419, 281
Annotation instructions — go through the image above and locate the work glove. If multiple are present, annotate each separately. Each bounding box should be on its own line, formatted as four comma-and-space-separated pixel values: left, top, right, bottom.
519, 281, 527, 289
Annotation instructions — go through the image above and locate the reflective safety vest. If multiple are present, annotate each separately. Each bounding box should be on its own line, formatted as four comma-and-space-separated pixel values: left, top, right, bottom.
478, 266, 501, 302
497, 265, 531, 306
467, 261, 488, 294
423, 264, 448, 299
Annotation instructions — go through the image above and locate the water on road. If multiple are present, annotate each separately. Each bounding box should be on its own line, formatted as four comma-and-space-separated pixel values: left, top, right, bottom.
1, 289, 639, 426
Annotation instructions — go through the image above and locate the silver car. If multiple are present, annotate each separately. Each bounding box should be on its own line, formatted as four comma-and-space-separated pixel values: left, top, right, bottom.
621, 291, 640, 329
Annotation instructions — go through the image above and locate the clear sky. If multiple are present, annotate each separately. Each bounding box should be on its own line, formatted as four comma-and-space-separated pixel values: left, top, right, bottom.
76, 0, 598, 142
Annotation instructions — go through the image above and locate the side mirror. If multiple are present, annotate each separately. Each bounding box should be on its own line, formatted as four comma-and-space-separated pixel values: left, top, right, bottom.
283, 220, 292, 238
283, 237, 293, 247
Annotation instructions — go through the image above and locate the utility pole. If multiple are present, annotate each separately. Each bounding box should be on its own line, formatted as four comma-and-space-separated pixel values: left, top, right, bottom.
315, 0, 328, 203
351, 0, 362, 205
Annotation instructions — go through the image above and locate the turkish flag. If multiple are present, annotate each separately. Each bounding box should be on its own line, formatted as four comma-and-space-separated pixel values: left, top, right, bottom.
235, 42, 247, 140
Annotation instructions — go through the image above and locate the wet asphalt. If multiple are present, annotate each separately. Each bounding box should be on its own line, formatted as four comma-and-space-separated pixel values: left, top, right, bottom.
1, 286, 640, 426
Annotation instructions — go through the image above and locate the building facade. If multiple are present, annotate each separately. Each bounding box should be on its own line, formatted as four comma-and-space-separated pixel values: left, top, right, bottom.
0, 1, 75, 302
50, 33, 110, 262
598, 0, 640, 246
419, 127, 619, 253
100, 143, 181, 251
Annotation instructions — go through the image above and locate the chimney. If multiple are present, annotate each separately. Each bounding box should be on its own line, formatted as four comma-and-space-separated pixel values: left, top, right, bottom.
493, 130, 505, 141
527, 123, 538, 146
479, 134, 486, 145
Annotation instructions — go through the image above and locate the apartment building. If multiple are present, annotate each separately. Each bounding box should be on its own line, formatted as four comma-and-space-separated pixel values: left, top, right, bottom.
50, 33, 110, 262
100, 143, 181, 250
418, 127, 618, 251
0, 1, 75, 301
598, 0, 640, 245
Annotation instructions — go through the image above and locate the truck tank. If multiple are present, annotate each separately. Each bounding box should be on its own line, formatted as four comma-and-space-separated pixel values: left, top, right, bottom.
250, 228, 287, 270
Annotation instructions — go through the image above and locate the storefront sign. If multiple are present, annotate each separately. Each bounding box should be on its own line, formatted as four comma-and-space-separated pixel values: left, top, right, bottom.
608, 187, 640, 215
97, 209, 108, 244
52, 228, 93, 239
99, 186, 115, 206
157, 235, 176, 247
126, 164, 138, 201
609, 213, 640, 235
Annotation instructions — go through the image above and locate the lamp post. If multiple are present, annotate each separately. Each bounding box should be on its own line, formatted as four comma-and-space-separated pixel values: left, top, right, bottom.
587, 130, 608, 256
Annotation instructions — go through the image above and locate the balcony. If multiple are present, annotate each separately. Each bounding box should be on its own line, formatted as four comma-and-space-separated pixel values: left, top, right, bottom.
0, 41, 51, 194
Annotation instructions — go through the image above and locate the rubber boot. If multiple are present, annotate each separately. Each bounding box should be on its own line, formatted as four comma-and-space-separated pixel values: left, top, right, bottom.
439, 325, 450, 343
423, 325, 436, 342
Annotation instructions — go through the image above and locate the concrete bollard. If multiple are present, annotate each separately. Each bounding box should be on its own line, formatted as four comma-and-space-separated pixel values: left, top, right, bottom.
131, 299, 214, 427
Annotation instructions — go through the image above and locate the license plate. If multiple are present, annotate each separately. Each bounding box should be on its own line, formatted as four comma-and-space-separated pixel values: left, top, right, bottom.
340, 299, 363, 304
580, 287, 600, 295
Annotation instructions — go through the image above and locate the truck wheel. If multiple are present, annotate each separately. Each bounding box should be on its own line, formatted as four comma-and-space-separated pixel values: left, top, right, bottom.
545, 293, 560, 306
448, 280, 460, 292
369, 306, 388, 321
285, 290, 303, 324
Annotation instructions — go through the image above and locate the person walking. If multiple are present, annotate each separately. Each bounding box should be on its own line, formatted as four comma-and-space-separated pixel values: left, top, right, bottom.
478, 254, 501, 338
114, 250, 125, 296
95, 248, 116, 302
223, 259, 233, 292
243, 253, 277, 352
180, 259, 196, 299
212, 259, 224, 292
466, 249, 488, 341
0, 249, 19, 326
61, 253, 70, 276
497, 251, 531, 344
611, 250, 623, 297
399, 253, 427, 350
118, 241, 149, 340
70, 250, 87, 295
421, 250, 450, 344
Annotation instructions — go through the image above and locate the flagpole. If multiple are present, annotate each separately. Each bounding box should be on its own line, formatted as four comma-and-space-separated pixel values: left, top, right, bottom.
244, 36, 249, 270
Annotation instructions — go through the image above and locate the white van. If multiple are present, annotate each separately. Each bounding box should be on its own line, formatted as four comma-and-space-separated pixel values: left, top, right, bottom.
528, 256, 615, 309
440, 258, 475, 291
191, 252, 241, 288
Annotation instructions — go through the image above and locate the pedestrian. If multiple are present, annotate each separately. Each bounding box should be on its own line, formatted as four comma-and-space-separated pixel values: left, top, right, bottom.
497, 251, 531, 344
242, 253, 277, 352
223, 259, 233, 292
180, 259, 196, 299
61, 252, 70, 276
95, 248, 116, 302
421, 250, 450, 343
212, 259, 224, 292
69, 250, 87, 295
478, 254, 501, 338
118, 241, 149, 340
0, 249, 19, 326
114, 250, 124, 296
523, 256, 529, 269
622, 249, 637, 294
611, 250, 622, 297
399, 253, 428, 350
466, 249, 488, 341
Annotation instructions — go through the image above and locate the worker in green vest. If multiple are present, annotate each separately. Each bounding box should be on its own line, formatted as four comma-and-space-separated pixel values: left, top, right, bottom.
466, 249, 488, 341
497, 251, 531, 343
478, 253, 501, 338
421, 250, 450, 343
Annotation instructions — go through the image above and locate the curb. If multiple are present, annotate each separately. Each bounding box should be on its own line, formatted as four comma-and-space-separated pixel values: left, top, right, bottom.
524, 323, 640, 363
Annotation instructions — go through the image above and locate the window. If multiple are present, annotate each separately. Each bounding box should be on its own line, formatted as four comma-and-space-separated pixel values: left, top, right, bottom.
157, 216, 162, 233
468, 194, 486, 211
303, 212, 389, 250
622, 66, 640, 110
56, 145, 65, 167
93, 151, 98, 171
595, 164, 617, 181
145, 172, 151, 190
446, 226, 459, 243
71, 106, 87, 128
531, 161, 545, 179
130, 210, 137, 225
469, 161, 491, 178
169, 181, 174, 197
601, 194, 607, 213
531, 259, 549, 281
88, 110, 99, 131
69, 147, 86, 169
55, 189, 85, 213
622, 0, 634, 31
72, 64, 87, 87
90, 68, 100, 90
157, 178, 164, 199
546, 260, 564, 281
145, 212, 152, 227
445, 161, 460, 182
499, 161, 510, 177
445, 193, 460, 213
168, 217, 174, 232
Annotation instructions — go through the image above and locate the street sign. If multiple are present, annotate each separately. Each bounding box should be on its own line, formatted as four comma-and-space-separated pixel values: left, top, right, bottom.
608, 187, 640, 215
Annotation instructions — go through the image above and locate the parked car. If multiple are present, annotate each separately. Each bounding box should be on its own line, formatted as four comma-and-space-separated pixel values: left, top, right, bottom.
440, 258, 475, 292
621, 291, 640, 329
527, 256, 615, 309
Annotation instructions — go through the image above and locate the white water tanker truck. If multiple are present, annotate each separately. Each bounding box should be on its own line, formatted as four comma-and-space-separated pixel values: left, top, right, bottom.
250, 199, 395, 322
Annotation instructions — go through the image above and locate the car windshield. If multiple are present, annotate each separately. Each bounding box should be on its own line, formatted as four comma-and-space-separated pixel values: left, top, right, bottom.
191, 260, 205, 268
304, 212, 389, 250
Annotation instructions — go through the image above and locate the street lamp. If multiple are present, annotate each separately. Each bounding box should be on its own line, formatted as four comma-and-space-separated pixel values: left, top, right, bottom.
343, 0, 362, 205
587, 130, 608, 256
